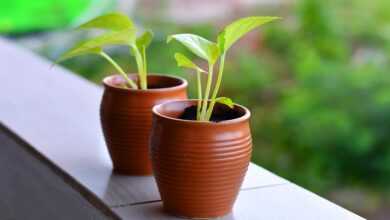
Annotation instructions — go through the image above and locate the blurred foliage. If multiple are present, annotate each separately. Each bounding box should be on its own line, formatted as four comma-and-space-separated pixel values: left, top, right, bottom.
256, 0, 390, 193
58, 0, 390, 195
0, 0, 103, 33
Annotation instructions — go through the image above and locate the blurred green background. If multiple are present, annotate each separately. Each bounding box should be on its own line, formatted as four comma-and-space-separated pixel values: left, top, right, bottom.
2, 0, 390, 218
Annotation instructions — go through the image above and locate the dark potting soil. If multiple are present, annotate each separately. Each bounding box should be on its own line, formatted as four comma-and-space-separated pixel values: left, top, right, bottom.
147, 85, 167, 89
179, 105, 243, 122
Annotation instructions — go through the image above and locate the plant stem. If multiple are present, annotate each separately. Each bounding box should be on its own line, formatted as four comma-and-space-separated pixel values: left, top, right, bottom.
196, 70, 202, 120
132, 47, 148, 90
142, 46, 147, 76
200, 63, 214, 121
205, 53, 226, 120
99, 52, 138, 89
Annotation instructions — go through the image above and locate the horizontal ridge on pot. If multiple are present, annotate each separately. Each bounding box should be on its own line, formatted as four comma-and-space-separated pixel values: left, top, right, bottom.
150, 100, 252, 218
100, 74, 187, 175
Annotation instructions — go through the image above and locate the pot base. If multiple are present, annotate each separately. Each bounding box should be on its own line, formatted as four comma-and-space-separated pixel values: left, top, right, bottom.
164, 207, 231, 220
113, 168, 153, 176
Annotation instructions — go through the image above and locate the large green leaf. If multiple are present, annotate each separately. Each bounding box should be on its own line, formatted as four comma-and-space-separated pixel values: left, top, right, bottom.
57, 29, 135, 62
136, 30, 154, 50
218, 16, 280, 52
78, 12, 134, 31
167, 34, 219, 64
56, 44, 101, 63
76, 29, 136, 48
174, 53, 205, 73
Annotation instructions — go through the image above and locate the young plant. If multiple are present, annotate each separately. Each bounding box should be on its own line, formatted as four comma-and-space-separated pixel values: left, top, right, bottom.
56, 12, 153, 90
168, 16, 279, 121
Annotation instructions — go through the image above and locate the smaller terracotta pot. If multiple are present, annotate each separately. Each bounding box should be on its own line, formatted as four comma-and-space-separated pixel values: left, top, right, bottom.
100, 74, 187, 175
150, 100, 252, 218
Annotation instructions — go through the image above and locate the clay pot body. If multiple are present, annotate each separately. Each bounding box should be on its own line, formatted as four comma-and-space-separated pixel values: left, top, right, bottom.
150, 100, 252, 218
100, 74, 187, 175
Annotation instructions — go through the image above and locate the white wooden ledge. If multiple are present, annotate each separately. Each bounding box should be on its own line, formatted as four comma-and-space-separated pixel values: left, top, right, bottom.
0, 38, 365, 220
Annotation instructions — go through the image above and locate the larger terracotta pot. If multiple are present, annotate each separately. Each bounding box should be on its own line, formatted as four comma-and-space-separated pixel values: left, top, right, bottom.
150, 100, 252, 218
100, 74, 187, 175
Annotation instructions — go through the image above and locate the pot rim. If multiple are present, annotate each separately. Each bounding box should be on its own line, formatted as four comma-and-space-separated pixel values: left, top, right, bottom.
102, 73, 188, 93
152, 99, 251, 125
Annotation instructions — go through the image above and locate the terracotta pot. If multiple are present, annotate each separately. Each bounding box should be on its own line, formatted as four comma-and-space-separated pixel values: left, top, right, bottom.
100, 74, 188, 175
150, 100, 252, 218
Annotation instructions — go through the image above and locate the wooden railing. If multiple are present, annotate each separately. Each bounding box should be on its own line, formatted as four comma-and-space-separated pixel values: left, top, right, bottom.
0, 37, 365, 220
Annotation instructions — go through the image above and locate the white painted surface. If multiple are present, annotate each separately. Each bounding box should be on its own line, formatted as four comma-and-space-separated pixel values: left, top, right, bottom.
0, 38, 364, 219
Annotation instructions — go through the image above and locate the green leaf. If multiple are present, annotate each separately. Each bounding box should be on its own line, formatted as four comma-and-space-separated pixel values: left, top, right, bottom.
218, 16, 280, 52
56, 43, 101, 63
136, 30, 154, 49
78, 12, 134, 31
174, 53, 206, 73
167, 34, 219, 64
217, 32, 226, 52
56, 29, 136, 63
216, 97, 234, 108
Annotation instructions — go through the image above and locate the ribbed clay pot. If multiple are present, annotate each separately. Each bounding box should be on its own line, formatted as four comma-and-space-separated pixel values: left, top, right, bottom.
100, 74, 187, 175
150, 100, 252, 218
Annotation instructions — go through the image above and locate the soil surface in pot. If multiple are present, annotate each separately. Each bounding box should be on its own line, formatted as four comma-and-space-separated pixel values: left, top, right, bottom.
179, 105, 244, 122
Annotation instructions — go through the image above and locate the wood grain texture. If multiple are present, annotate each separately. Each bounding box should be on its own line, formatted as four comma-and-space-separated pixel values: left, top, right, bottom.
113, 184, 365, 220
0, 125, 117, 220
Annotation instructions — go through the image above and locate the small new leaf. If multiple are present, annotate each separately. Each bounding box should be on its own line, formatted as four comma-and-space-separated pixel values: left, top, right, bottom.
78, 12, 134, 30
217, 32, 226, 53
136, 30, 154, 50
167, 34, 219, 64
174, 53, 206, 73
218, 16, 280, 52
216, 97, 234, 108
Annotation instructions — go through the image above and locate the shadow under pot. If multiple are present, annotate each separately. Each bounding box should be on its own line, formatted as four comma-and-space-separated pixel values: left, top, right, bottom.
150, 100, 252, 218
100, 74, 188, 175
